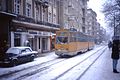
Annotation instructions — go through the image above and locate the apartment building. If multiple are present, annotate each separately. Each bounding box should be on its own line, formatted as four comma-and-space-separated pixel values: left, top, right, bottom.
87, 9, 107, 44
0, 0, 90, 56
86, 9, 97, 36
59, 0, 89, 33
0, 0, 61, 54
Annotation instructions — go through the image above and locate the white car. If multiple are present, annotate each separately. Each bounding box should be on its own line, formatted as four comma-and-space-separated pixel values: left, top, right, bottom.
0, 47, 38, 67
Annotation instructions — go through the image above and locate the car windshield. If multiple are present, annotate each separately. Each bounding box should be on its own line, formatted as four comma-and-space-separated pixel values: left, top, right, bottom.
6, 48, 20, 54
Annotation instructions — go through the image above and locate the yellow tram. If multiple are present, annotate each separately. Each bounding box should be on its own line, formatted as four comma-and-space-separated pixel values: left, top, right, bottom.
55, 29, 95, 57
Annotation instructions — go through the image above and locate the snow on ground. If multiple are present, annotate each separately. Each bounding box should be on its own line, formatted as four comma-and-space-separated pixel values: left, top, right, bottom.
0, 45, 102, 76
0, 52, 57, 76
80, 48, 120, 80
22, 46, 106, 80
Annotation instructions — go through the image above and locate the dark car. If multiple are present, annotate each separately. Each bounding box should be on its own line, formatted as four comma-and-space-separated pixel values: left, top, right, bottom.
0, 47, 38, 67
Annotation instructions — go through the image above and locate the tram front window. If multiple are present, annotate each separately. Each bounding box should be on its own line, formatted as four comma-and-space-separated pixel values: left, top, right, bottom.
56, 37, 68, 44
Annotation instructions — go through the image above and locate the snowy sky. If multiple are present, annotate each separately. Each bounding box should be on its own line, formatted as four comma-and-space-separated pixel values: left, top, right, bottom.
87, 0, 114, 35
87, 0, 106, 28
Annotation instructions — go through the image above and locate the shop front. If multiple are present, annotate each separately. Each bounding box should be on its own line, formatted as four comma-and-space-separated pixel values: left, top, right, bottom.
10, 29, 51, 53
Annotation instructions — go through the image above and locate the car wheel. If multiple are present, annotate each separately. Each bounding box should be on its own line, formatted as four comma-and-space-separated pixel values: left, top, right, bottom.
30, 55, 35, 61
11, 59, 18, 67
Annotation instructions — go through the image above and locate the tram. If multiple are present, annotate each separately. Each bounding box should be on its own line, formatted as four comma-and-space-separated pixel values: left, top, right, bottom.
55, 28, 95, 57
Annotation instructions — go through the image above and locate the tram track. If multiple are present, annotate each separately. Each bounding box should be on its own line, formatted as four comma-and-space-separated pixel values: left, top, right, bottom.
18, 46, 106, 80
52, 47, 107, 80
0, 46, 106, 80
76, 47, 106, 80
0, 58, 66, 80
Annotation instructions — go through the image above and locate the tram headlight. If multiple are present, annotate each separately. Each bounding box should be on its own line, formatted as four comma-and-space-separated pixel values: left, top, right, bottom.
58, 49, 61, 51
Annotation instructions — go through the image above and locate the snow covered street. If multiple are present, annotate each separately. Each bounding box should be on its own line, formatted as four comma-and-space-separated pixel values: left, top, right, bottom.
0, 45, 120, 80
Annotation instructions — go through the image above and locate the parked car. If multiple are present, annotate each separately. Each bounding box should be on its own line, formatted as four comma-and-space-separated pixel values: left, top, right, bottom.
0, 47, 38, 67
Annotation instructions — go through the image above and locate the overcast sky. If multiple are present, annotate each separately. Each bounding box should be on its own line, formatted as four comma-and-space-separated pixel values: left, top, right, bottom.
87, 0, 113, 36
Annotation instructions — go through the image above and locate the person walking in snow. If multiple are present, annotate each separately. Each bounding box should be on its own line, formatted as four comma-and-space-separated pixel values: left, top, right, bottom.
111, 39, 120, 73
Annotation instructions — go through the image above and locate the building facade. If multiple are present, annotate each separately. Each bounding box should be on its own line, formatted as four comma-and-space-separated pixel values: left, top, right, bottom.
58, 0, 89, 33
1, 0, 101, 57
0, 0, 61, 55
86, 9, 107, 44
86, 9, 97, 36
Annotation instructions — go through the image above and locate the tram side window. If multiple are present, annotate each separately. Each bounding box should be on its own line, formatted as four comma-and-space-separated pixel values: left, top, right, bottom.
89, 37, 94, 42
84, 36, 88, 42
70, 36, 77, 42
88, 37, 91, 41
56, 36, 68, 43
77, 37, 80, 42
70, 37, 73, 42
80, 36, 84, 42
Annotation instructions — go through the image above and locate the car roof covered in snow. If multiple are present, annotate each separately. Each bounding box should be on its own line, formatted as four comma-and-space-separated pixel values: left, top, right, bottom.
9, 46, 32, 50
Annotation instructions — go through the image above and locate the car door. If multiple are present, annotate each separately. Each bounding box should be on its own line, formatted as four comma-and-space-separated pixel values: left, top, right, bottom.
25, 48, 33, 61
18, 49, 27, 63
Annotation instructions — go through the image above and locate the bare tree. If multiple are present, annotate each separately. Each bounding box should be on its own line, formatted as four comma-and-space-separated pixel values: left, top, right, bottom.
103, 0, 120, 28
103, 0, 120, 36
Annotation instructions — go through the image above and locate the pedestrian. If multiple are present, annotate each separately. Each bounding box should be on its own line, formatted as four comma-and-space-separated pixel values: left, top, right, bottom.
111, 39, 120, 73
24, 40, 31, 47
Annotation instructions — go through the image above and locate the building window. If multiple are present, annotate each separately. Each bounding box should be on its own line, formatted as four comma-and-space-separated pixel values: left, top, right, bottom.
82, 17, 85, 24
35, 6, 39, 21
26, 3, 31, 17
14, 0, 20, 14
53, 14, 56, 23
48, 12, 52, 22
14, 33, 21, 46
82, 8, 85, 17
82, 0, 85, 5
54, 0, 56, 8
82, 26, 85, 33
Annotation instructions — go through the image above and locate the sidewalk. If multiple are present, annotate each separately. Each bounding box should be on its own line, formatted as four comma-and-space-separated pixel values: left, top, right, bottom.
37, 50, 55, 57
80, 47, 120, 80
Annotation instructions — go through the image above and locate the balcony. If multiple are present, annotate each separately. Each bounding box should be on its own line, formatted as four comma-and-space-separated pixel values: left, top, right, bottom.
35, 0, 49, 8
36, 21, 60, 28
42, 0, 49, 8
14, 15, 60, 29
35, 0, 43, 4
0, 11, 16, 18
15, 15, 35, 23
